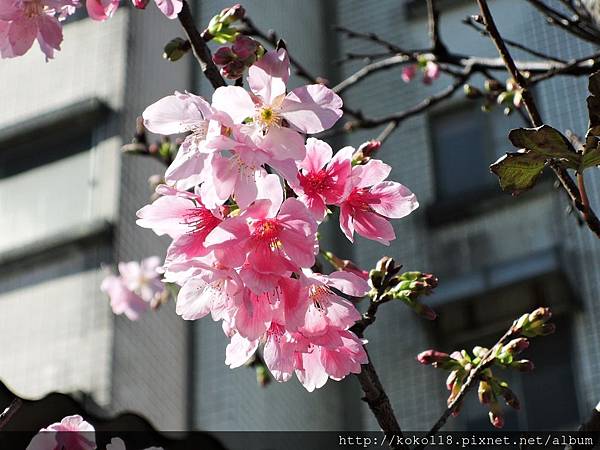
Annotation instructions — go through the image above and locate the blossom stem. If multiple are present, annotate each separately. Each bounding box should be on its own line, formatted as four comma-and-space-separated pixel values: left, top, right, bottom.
177, 0, 226, 89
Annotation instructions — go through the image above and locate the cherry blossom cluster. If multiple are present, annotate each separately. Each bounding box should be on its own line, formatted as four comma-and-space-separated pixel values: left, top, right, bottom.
0, 0, 180, 61
131, 49, 418, 391
26, 415, 162, 450
100, 256, 166, 321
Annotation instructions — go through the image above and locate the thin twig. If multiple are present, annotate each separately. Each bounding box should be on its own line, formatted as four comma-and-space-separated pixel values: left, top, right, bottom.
178, 0, 225, 89
333, 55, 409, 94
463, 16, 567, 63
344, 72, 469, 130
415, 327, 519, 449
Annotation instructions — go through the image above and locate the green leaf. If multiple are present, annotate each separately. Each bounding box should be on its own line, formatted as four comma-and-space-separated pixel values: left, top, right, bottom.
490, 151, 547, 193
508, 125, 578, 161
582, 146, 600, 169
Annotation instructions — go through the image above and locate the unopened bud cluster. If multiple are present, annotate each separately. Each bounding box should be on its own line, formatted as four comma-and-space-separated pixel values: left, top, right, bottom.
465, 76, 524, 115
204, 4, 246, 43
213, 35, 264, 79
417, 307, 555, 429
369, 257, 438, 320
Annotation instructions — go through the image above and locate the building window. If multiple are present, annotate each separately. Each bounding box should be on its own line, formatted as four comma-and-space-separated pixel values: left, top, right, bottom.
430, 104, 522, 201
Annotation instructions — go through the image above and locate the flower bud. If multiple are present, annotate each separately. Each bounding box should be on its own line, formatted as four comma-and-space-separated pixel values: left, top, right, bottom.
256, 364, 270, 387
368, 269, 384, 290
423, 61, 440, 85
232, 35, 258, 59
463, 84, 481, 99
213, 46, 235, 65
489, 408, 505, 429
417, 350, 450, 365
413, 302, 437, 321
359, 139, 381, 157
131, 0, 149, 9
446, 370, 458, 391
478, 380, 492, 405
375, 256, 395, 274
503, 338, 529, 356
511, 359, 534, 372
220, 3, 245, 25
163, 37, 191, 62
221, 60, 246, 79
402, 65, 417, 83
528, 306, 552, 324
484, 79, 503, 92
502, 388, 520, 410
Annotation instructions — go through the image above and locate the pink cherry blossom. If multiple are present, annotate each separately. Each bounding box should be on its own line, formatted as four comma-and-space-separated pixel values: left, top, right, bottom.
211, 49, 343, 161
401, 64, 417, 83
136, 184, 223, 264
0, 0, 77, 60
86, 0, 118, 20
423, 61, 440, 84
174, 256, 242, 322
100, 256, 165, 320
283, 270, 367, 335
205, 196, 318, 292
86, 0, 181, 20
26, 415, 96, 450
291, 138, 352, 221
295, 329, 367, 391
142, 91, 217, 189
338, 159, 419, 245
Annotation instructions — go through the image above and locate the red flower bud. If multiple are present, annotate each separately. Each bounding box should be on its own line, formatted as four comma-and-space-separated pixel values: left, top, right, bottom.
417, 350, 450, 365
132, 0, 150, 9
213, 47, 235, 66
232, 35, 258, 59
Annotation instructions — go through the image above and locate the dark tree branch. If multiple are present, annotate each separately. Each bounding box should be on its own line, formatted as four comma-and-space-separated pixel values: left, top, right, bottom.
0, 398, 22, 430
351, 288, 407, 449
567, 402, 600, 450
476, 0, 600, 239
427, 0, 447, 54
178, 0, 225, 89
355, 352, 408, 450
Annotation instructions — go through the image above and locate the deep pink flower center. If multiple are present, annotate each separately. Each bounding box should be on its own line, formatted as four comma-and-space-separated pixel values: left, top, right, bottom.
182, 207, 221, 239
252, 219, 281, 239
308, 285, 331, 313
299, 169, 334, 196
346, 188, 373, 211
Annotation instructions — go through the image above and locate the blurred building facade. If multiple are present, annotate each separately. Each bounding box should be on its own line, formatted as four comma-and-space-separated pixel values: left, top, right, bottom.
0, 0, 598, 438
